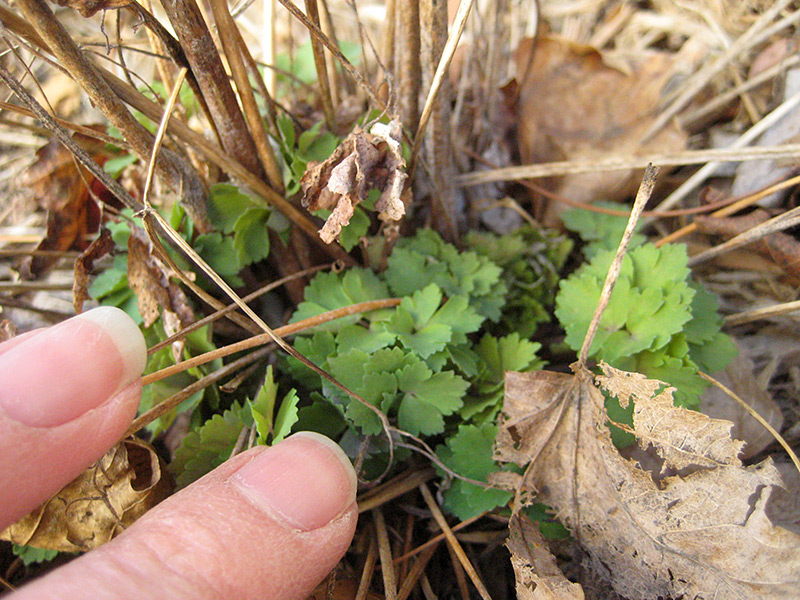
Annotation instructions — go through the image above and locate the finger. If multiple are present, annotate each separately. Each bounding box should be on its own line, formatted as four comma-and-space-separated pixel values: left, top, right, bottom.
13, 432, 359, 600
0, 307, 146, 529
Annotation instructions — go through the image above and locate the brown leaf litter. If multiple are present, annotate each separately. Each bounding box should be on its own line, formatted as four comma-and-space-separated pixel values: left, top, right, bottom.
493, 363, 800, 599
513, 35, 692, 223
300, 119, 407, 244
0, 438, 172, 552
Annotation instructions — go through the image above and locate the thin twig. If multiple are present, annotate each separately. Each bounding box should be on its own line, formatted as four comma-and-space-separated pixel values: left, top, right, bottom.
304, 0, 336, 131
455, 143, 800, 188
125, 346, 271, 437
141, 299, 401, 386
688, 206, 800, 267
578, 165, 659, 367
372, 509, 398, 600
147, 264, 330, 355
418, 483, 493, 600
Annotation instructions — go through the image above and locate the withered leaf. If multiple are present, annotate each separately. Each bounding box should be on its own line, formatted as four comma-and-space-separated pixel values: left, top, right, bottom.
21, 136, 111, 278
494, 364, 800, 599
0, 438, 172, 552
73, 228, 115, 314
506, 514, 584, 600
300, 120, 406, 244
127, 226, 194, 333
514, 36, 690, 223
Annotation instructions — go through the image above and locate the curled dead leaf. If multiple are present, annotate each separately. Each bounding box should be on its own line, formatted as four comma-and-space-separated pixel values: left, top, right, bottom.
494, 364, 800, 599
0, 438, 172, 552
127, 226, 194, 335
73, 228, 115, 314
300, 120, 407, 244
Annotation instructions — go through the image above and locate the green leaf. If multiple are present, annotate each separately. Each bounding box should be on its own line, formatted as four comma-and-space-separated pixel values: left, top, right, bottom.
385, 229, 507, 321
170, 402, 250, 488
193, 233, 243, 287
232, 207, 271, 265
555, 243, 695, 362
475, 333, 543, 383
273, 389, 300, 443
207, 183, 262, 233
436, 423, 513, 520
335, 324, 396, 354
249, 366, 278, 444
387, 285, 452, 358
291, 268, 389, 331
561, 201, 646, 258
338, 206, 370, 252
396, 362, 467, 435
103, 153, 138, 177
296, 395, 348, 438
12, 544, 59, 566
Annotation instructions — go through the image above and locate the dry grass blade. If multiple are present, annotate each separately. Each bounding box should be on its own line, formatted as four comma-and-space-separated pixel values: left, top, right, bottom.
358, 466, 436, 513
408, 0, 474, 174
688, 205, 800, 266
418, 483, 493, 600
698, 371, 800, 477
640, 0, 796, 142
455, 143, 800, 187
656, 88, 800, 212
146, 264, 330, 355
208, 0, 284, 191
725, 299, 800, 326
355, 531, 378, 600
578, 164, 658, 366
140, 299, 402, 387
371, 508, 397, 600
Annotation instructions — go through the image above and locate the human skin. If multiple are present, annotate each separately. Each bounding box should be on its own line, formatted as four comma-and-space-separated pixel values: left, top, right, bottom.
0, 307, 357, 599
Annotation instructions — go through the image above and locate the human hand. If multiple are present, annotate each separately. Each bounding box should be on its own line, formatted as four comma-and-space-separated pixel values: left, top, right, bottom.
0, 307, 358, 599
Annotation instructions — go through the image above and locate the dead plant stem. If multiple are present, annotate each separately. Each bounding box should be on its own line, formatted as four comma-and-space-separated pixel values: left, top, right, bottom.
578, 165, 659, 367
141, 298, 401, 387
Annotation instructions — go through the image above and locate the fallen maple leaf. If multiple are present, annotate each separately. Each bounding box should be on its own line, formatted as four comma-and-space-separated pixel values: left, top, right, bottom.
493, 363, 800, 599
300, 120, 407, 244
0, 438, 172, 552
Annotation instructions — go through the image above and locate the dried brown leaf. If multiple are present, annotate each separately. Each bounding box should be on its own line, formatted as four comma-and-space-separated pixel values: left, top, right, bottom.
494, 364, 800, 599
0, 438, 172, 552
21, 136, 108, 278
73, 227, 115, 314
300, 120, 406, 243
506, 514, 585, 600
127, 226, 194, 332
514, 36, 689, 223
700, 350, 784, 459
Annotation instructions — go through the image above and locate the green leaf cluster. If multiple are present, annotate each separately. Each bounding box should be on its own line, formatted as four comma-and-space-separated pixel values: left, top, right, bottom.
193, 184, 279, 286
385, 229, 508, 321
555, 242, 736, 408
284, 229, 552, 517
466, 225, 572, 337
170, 368, 299, 487
435, 423, 513, 520
561, 202, 646, 258
11, 544, 59, 566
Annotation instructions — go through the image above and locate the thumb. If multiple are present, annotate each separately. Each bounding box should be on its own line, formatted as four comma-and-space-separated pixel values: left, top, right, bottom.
12, 432, 358, 600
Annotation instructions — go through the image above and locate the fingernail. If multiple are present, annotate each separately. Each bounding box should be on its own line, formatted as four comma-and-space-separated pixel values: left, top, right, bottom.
0, 306, 146, 428
230, 432, 358, 532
